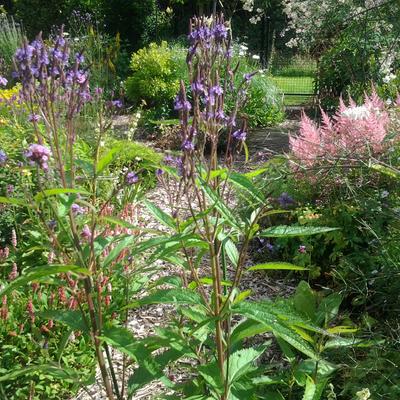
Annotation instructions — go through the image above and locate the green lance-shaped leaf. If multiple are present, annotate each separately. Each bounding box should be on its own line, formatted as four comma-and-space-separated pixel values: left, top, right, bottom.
230, 319, 272, 347
228, 172, 265, 204
125, 288, 205, 309
144, 199, 176, 229
234, 302, 318, 359
0, 196, 31, 208
0, 363, 93, 385
259, 225, 339, 238
34, 188, 90, 203
128, 348, 182, 396
247, 262, 309, 271
218, 232, 239, 267
227, 346, 268, 387
98, 326, 140, 360
302, 376, 329, 400
102, 235, 137, 267
100, 215, 163, 235
39, 310, 88, 333
0, 264, 90, 297
96, 143, 123, 174
197, 176, 243, 230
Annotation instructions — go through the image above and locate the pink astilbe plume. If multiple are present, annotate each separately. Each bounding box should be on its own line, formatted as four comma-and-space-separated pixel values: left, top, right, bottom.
290, 90, 390, 168
289, 113, 322, 167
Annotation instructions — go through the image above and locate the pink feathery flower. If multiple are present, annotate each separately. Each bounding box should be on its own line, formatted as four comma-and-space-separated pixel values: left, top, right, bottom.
290, 89, 390, 168
11, 229, 17, 249
8, 263, 18, 281
27, 298, 35, 324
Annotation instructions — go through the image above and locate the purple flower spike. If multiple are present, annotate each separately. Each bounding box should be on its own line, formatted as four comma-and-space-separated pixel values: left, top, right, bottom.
126, 172, 139, 185
232, 129, 247, 141
71, 203, 85, 215
94, 87, 103, 96
24, 144, 52, 170
48, 220, 57, 231
210, 85, 223, 96
191, 81, 204, 94
244, 71, 258, 83
28, 114, 41, 123
213, 23, 228, 40
0, 76, 8, 86
81, 225, 92, 241
0, 150, 7, 166
75, 53, 85, 64
182, 139, 195, 152
174, 96, 192, 112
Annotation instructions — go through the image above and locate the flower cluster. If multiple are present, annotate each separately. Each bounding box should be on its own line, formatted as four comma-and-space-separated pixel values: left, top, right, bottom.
290, 91, 390, 167
13, 31, 91, 120
174, 13, 254, 177
0, 149, 7, 166
24, 144, 52, 171
126, 172, 139, 185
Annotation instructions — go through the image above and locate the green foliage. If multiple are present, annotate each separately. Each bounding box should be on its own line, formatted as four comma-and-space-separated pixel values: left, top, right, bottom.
225, 49, 285, 127
125, 42, 185, 109
0, 14, 24, 80
316, 2, 400, 106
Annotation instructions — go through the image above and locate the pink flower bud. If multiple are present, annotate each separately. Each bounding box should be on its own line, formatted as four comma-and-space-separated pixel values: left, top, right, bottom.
8, 263, 18, 281
11, 229, 17, 249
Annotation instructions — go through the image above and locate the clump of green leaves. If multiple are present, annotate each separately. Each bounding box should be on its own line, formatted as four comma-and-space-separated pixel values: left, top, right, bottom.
125, 41, 185, 109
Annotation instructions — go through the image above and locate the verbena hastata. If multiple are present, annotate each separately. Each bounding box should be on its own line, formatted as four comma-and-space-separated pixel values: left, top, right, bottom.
290, 91, 390, 168
119, 14, 349, 400
0, 30, 146, 400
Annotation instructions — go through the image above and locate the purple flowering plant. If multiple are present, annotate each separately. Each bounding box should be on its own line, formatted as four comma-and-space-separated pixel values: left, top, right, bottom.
0, 28, 151, 400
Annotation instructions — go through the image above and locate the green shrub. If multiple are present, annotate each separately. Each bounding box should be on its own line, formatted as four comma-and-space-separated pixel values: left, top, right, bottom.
125, 42, 185, 110
241, 74, 285, 127
316, 3, 400, 107
225, 46, 285, 127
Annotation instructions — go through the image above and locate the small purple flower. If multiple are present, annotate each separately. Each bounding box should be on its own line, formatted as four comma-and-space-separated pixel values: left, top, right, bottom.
0, 76, 8, 86
0, 150, 7, 166
94, 87, 103, 96
74, 70, 87, 85
126, 172, 139, 185
277, 192, 295, 208
244, 71, 257, 83
174, 96, 191, 112
213, 23, 228, 40
182, 139, 195, 152
210, 85, 223, 96
6, 184, 14, 195
24, 144, 52, 170
266, 243, 274, 252
28, 114, 41, 123
155, 168, 164, 177
215, 109, 226, 121
75, 53, 85, 64
81, 225, 92, 241
232, 129, 247, 141
80, 90, 92, 102
191, 81, 204, 94
71, 203, 85, 215
111, 100, 123, 108
298, 245, 306, 254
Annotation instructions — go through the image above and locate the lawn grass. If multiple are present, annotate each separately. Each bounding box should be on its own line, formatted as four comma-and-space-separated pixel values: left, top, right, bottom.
271, 76, 315, 106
